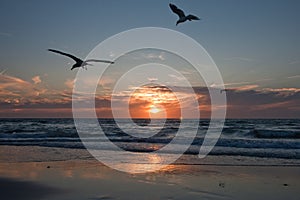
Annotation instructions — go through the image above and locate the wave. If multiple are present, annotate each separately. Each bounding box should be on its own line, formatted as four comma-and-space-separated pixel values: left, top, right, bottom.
251, 129, 300, 139
1, 140, 299, 159
1, 118, 300, 160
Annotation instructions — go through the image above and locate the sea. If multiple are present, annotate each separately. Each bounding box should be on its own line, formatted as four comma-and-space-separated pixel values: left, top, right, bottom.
1, 118, 300, 165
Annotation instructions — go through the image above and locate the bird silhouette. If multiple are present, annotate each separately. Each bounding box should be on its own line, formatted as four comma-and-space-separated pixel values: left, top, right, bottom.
48, 49, 114, 70
220, 89, 233, 94
169, 3, 200, 25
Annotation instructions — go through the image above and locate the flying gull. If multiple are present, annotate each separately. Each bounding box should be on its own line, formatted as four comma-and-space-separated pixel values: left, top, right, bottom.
169, 3, 200, 25
48, 49, 114, 70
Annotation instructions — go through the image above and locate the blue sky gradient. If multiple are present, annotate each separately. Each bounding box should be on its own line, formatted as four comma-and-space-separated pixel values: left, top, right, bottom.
0, 0, 299, 118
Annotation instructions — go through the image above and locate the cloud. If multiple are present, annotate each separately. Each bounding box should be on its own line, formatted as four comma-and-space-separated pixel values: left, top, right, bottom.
253, 101, 293, 111
64, 79, 75, 89
224, 57, 256, 62
221, 81, 251, 87
131, 51, 166, 61
1, 73, 300, 118
0, 74, 32, 95
264, 88, 300, 93
143, 52, 165, 61
211, 84, 259, 92
288, 60, 300, 65
261, 87, 300, 97
98, 77, 115, 87
109, 84, 300, 118
32, 76, 41, 84
168, 74, 186, 81
0, 69, 7, 75
287, 75, 300, 79
0, 73, 115, 117
0, 32, 12, 37
233, 84, 259, 91
147, 77, 158, 82
225, 86, 300, 118
0, 74, 69, 107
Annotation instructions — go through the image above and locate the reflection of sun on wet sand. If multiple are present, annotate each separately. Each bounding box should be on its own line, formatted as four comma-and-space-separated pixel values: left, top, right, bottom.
0, 146, 299, 200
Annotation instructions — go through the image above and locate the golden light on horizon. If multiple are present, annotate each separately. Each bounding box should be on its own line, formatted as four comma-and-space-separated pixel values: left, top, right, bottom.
128, 85, 181, 119
149, 104, 161, 114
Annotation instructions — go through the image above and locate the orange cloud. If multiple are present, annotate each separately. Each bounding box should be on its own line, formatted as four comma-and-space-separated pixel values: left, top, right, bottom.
1, 73, 300, 118
110, 85, 181, 119
252, 101, 293, 111
64, 79, 75, 89
0, 74, 73, 108
262, 87, 300, 97
32, 76, 41, 84
227, 84, 259, 92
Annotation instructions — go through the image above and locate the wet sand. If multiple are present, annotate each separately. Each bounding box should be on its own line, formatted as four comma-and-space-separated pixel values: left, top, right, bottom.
0, 145, 299, 200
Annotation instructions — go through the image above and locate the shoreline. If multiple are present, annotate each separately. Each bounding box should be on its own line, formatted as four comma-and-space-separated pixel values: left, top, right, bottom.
1, 145, 300, 166
0, 145, 300, 199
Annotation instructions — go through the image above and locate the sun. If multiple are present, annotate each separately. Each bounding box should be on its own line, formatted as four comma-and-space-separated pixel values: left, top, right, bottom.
149, 105, 161, 114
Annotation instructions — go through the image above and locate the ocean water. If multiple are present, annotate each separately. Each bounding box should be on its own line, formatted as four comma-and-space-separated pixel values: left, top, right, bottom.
0, 118, 300, 161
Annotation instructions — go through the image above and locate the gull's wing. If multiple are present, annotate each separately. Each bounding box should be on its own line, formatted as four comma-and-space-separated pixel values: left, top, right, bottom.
85, 59, 114, 64
169, 3, 185, 18
186, 14, 200, 21
48, 49, 82, 63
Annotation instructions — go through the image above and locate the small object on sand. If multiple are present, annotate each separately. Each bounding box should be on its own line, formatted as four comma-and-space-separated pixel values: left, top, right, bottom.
283, 183, 289, 186
219, 182, 225, 188
47, 166, 50, 169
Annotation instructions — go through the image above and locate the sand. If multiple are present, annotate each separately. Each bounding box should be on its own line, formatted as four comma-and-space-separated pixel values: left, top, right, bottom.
0, 145, 299, 200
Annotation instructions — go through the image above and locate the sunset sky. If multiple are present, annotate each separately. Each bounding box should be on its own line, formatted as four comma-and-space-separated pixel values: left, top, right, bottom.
0, 0, 300, 118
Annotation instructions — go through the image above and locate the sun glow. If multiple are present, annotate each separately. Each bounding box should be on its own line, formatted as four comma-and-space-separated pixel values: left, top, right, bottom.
128, 85, 182, 118
149, 105, 161, 113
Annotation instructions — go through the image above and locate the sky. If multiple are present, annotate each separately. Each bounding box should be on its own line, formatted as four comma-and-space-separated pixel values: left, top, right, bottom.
0, 0, 300, 118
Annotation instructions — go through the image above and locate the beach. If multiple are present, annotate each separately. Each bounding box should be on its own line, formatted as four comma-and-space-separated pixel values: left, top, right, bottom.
1, 145, 299, 200
1, 0, 300, 199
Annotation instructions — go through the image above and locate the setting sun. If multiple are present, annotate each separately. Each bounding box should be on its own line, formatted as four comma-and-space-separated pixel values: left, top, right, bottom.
128, 85, 182, 118
149, 105, 161, 113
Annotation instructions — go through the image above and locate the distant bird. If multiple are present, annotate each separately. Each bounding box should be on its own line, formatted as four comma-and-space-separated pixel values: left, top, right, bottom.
48, 49, 114, 70
169, 3, 200, 25
220, 89, 234, 94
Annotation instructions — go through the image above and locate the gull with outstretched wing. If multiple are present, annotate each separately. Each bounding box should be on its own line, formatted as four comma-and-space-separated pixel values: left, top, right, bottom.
169, 3, 200, 25
48, 49, 114, 70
